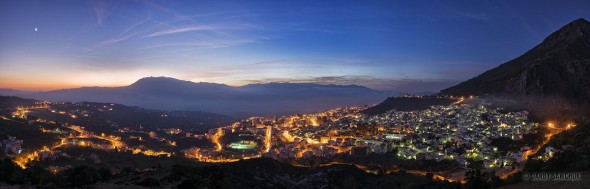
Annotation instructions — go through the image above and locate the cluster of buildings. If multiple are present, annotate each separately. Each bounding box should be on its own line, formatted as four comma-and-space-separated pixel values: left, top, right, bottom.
1, 136, 23, 156
193, 102, 541, 170
4, 97, 550, 175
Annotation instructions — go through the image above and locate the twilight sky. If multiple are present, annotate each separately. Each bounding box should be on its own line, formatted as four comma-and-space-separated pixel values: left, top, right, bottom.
1, 0, 589, 92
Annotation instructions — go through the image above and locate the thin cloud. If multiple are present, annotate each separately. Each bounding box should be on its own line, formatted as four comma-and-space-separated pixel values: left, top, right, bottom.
141, 38, 260, 50
132, 38, 267, 59
120, 12, 152, 35
98, 33, 136, 46
90, 0, 119, 26
144, 25, 216, 37
144, 23, 261, 38
434, 0, 489, 21
497, 1, 542, 38
96, 14, 152, 47
128, 48, 207, 60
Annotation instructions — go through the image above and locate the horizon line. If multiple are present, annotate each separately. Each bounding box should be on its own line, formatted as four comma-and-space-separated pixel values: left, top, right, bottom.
0, 76, 401, 92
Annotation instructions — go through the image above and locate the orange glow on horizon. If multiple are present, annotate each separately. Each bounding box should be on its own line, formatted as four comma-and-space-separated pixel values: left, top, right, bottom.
0, 83, 81, 91
0, 81, 128, 91
0, 75, 383, 91
0, 79, 310, 91
0, 76, 261, 91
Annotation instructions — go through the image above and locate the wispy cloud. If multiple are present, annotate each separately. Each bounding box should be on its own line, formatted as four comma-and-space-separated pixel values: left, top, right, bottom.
144, 25, 218, 37
130, 39, 267, 60
80, 1, 397, 71
98, 33, 135, 46
84, 1, 345, 56
143, 40, 251, 50
90, 0, 119, 26
144, 23, 263, 38
434, 0, 489, 21
120, 12, 152, 35
497, 1, 543, 39
96, 13, 152, 47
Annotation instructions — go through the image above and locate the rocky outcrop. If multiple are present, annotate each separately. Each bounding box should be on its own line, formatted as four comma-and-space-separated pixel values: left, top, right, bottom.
441, 18, 590, 102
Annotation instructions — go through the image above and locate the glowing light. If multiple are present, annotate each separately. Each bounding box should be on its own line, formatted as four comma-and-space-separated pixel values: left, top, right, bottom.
310, 117, 320, 126
264, 126, 272, 153
228, 141, 256, 150
282, 131, 294, 142
212, 128, 224, 151
452, 97, 465, 105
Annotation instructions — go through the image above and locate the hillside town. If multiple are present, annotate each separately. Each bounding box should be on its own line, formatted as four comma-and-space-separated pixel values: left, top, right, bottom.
0, 96, 577, 185
183, 97, 574, 181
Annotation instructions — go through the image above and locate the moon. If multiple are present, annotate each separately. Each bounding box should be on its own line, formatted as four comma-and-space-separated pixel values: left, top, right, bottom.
34, 27, 38, 32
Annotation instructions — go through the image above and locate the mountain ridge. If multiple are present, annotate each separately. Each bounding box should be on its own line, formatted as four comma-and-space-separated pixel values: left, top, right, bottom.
440, 18, 590, 102
20, 77, 386, 117
0, 88, 40, 96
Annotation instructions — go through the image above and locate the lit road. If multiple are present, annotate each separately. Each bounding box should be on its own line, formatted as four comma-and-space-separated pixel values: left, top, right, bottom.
212, 128, 224, 151
500, 122, 575, 179
264, 126, 272, 153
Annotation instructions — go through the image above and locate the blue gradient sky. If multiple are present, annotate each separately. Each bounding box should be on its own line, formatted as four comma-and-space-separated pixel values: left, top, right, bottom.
1, 0, 589, 92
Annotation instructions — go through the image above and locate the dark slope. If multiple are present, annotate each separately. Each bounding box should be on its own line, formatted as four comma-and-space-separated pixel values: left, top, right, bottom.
169, 158, 459, 189
441, 18, 590, 102
362, 96, 455, 115
0, 96, 233, 131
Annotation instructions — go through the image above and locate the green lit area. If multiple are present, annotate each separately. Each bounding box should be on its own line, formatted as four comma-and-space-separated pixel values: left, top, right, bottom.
228, 140, 257, 150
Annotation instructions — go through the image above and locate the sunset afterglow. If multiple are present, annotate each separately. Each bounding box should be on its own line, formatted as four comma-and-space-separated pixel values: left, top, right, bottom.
2, 1, 589, 91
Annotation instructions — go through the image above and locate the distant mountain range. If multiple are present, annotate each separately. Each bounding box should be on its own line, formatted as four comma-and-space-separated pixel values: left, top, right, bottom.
0, 89, 38, 96
0, 96, 231, 132
441, 18, 590, 102
16, 77, 386, 117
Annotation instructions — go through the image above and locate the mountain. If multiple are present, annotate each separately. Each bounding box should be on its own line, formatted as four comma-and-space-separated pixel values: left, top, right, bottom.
0, 88, 39, 96
0, 96, 232, 139
441, 18, 590, 102
361, 96, 456, 115
21, 77, 385, 117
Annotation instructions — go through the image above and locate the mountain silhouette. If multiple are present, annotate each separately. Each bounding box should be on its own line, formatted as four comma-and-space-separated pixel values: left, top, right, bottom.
21, 77, 385, 117
0, 89, 38, 96
441, 18, 590, 102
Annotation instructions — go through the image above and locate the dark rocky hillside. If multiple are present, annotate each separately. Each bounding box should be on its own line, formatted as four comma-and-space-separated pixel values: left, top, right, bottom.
362, 96, 455, 115
441, 18, 590, 103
